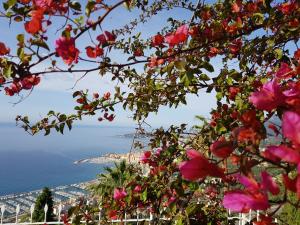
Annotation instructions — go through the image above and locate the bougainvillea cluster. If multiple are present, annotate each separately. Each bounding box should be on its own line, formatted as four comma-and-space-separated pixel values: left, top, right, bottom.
1, 0, 300, 224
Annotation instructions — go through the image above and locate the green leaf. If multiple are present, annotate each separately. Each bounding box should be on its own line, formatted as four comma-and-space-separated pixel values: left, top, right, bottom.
6, 0, 17, 8
66, 120, 72, 130
59, 123, 65, 134
216, 92, 223, 101
70, 1, 81, 11
47, 110, 55, 116
216, 124, 227, 133
58, 114, 67, 122
199, 74, 210, 81
31, 39, 50, 51
73, 91, 81, 98
74, 16, 84, 26
17, 34, 24, 43
174, 61, 186, 72
3, 64, 12, 78
85, 1, 96, 17
141, 189, 147, 202
180, 70, 194, 86
123, 1, 134, 11
201, 61, 214, 72
252, 13, 264, 25
44, 128, 50, 136
274, 48, 283, 60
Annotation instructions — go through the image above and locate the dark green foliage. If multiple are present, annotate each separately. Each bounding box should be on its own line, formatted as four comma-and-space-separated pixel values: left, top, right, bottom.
279, 193, 300, 225
32, 187, 55, 222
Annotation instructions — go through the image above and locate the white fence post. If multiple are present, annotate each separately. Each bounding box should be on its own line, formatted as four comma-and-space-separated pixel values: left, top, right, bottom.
136, 207, 139, 225
44, 204, 48, 222
1, 205, 5, 224
150, 212, 153, 224
98, 206, 102, 224
58, 204, 62, 222
248, 209, 252, 222
30, 204, 35, 223
15, 205, 20, 224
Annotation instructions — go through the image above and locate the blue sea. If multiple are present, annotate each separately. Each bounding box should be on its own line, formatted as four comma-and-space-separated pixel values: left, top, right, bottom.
0, 124, 135, 196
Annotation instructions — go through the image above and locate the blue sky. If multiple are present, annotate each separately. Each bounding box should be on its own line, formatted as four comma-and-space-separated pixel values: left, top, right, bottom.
0, 1, 217, 128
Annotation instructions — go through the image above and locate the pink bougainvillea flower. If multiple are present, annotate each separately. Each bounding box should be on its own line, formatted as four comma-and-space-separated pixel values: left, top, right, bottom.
96, 31, 116, 46
104, 31, 116, 42
282, 174, 297, 192
108, 210, 118, 219
253, 215, 276, 225
223, 190, 269, 212
20, 75, 41, 90
140, 151, 151, 164
33, 0, 52, 9
249, 80, 284, 111
24, 9, 44, 34
55, 37, 79, 65
208, 47, 220, 58
165, 24, 188, 46
85, 46, 103, 58
283, 82, 300, 108
4, 82, 22, 96
282, 166, 300, 199
96, 34, 106, 45
295, 49, 300, 60
236, 173, 279, 195
228, 38, 242, 54
275, 62, 296, 79
113, 188, 127, 200
235, 174, 259, 190
148, 57, 164, 68
151, 34, 164, 47
210, 137, 234, 158
261, 171, 280, 195
231, 2, 241, 13
0, 42, 10, 55
278, 2, 298, 15
263, 145, 300, 164
282, 111, 300, 146
133, 185, 142, 193
179, 149, 224, 181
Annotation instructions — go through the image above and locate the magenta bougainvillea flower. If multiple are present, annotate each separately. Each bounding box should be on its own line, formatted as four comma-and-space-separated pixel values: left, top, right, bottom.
210, 137, 234, 158
140, 151, 151, 164
113, 188, 127, 200
165, 24, 188, 46
179, 149, 224, 181
249, 80, 284, 111
223, 172, 279, 212
275, 62, 295, 79
261, 171, 280, 195
282, 111, 300, 146
223, 190, 269, 212
0, 42, 10, 55
55, 37, 79, 65
263, 145, 300, 164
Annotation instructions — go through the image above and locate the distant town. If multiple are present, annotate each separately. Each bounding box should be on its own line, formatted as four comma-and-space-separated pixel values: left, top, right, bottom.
0, 181, 94, 218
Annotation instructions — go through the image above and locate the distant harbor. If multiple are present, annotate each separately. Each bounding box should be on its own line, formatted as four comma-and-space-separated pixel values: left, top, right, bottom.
0, 180, 95, 218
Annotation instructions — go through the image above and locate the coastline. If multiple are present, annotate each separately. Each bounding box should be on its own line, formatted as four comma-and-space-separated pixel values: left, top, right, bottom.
74, 151, 143, 165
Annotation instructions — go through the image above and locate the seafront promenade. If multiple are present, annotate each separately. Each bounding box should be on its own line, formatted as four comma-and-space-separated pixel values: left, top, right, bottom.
0, 181, 95, 218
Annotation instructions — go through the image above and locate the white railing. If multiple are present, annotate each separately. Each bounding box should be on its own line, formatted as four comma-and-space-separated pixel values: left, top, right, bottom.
1, 203, 157, 225
1, 202, 280, 225
227, 209, 278, 225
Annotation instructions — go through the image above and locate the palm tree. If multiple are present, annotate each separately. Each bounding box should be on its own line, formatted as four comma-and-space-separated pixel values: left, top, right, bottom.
89, 160, 141, 198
